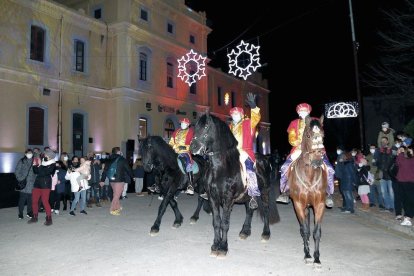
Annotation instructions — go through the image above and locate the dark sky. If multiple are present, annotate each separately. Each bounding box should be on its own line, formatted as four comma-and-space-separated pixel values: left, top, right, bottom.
186, 0, 398, 154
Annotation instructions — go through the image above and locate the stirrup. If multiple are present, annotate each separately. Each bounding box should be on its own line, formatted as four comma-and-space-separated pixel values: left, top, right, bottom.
185, 185, 194, 195
199, 193, 208, 200
249, 197, 258, 209
276, 194, 289, 204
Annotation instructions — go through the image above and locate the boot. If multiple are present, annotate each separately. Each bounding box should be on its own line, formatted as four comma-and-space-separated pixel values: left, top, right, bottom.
44, 216, 53, 226
185, 172, 194, 195
325, 194, 334, 208
199, 192, 208, 200
276, 192, 289, 204
28, 214, 38, 224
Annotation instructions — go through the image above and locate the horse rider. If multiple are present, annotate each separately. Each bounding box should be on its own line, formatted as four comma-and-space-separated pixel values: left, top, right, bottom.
276, 103, 335, 208
230, 92, 261, 209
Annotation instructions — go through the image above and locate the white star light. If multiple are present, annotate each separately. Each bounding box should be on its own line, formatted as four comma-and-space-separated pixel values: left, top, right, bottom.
177, 49, 207, 86
227, 40, 261, 80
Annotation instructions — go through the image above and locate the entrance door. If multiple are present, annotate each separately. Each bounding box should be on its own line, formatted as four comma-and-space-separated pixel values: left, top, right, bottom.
73, 113, 84, 157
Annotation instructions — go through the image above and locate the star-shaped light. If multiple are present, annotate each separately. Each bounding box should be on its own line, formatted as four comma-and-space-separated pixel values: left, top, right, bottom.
227, 40, 261, 80
177, 49, 207, 86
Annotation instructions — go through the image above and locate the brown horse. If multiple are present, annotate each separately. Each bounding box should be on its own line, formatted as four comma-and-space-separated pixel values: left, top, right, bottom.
288, 115, 327, 269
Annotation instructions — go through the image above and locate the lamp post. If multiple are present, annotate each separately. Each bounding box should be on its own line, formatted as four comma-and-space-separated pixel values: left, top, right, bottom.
348, 0, 365, 150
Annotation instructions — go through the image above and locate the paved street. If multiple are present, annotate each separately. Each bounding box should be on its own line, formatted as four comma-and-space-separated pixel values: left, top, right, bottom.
0, 193, 413, 276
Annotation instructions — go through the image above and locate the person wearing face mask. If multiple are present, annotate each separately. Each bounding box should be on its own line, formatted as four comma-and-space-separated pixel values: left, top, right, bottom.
276, 103, 335, 208
227, 92, 261, 209
397, 132, 412, 147
366, 144, 384, 209
377, 122, 395, 148
355, 157, 371, 210
15, 149, 36, 220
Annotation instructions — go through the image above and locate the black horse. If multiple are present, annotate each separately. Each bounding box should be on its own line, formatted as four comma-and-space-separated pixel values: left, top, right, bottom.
139, 136, 210, 235
190, 113, 280, 257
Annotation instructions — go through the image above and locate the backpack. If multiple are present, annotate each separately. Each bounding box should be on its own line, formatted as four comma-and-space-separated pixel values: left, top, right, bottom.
364, 171, 375, 185
107, 157, 120, 181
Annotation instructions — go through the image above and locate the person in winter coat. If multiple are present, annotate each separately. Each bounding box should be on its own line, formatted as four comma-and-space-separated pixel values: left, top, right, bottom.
356, 157, 371, 210
28, 149, 56, 226
15, 149, 36, 220
99, 147, 134, 215
335, 152, 358, 214
133, 158, 145, 196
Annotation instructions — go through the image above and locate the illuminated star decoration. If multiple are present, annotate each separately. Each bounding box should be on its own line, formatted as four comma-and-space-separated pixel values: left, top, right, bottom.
325, 102, 359, 118
177, 49, 207, 86
227, 40, 261, 80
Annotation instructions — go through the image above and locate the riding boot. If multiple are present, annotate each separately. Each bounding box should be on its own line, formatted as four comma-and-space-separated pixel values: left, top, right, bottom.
199, 192, 208, 200
325, 194, 334, 208
276, 192, 290, 204
28, 214, 38, 224
185, 172, 194, 195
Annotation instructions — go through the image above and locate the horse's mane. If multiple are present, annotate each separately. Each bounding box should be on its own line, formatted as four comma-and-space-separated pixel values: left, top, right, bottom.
146, 135, 178, 169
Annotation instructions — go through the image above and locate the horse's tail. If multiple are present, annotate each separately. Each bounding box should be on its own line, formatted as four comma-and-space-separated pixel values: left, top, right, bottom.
268, 176, 280, 224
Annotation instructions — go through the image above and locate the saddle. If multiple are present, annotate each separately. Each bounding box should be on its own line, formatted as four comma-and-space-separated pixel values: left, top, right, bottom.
177, 158, 199, 175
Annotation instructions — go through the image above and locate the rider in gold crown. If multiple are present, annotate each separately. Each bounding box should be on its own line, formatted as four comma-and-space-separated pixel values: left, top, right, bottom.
276, 103, 335, 207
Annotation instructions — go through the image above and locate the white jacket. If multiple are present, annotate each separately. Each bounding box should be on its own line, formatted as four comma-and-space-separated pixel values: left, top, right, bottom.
65, 171, 90, 192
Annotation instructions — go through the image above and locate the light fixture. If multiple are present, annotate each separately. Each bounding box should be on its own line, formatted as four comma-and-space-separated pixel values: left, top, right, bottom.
146, 102, 152, 111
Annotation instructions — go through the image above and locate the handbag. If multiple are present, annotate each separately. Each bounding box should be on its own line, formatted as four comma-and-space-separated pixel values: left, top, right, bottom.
16, 161, 32, 191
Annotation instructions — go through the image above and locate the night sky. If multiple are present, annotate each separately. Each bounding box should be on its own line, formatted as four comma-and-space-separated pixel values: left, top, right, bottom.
186, 0, 400, 155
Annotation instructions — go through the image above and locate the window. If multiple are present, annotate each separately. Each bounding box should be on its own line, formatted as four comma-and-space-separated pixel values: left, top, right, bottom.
189, 34, 195, 44
28, 107, 44, 145
217, 86, 222, 106
139, 52, 147, 81
164, 119, 175, 140
94, 8, 102, 19
231, 91, 236, 107
30, 25, 45, 62
167, 62, 174, 88
74, 40, 85, 72
190, 81, 196, 95
167, 22, 174, 34
138, 118, 147, 139
140, 8, 148, 21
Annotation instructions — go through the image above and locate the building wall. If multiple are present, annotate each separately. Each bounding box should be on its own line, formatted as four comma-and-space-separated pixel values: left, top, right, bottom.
0, 0, 271, 173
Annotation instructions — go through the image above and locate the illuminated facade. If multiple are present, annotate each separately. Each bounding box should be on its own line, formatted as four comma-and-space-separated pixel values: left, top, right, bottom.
0, 0, 271, 173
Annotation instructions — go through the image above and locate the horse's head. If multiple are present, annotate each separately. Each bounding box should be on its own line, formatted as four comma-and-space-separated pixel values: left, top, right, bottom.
139, 136, 156, 172
190, 112, 238, 156
303, 115, 325, 168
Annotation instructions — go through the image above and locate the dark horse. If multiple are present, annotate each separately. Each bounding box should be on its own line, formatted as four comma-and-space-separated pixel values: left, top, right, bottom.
139, 136, 210, 236
190, 113, 279, 257
288, 116, 327, 268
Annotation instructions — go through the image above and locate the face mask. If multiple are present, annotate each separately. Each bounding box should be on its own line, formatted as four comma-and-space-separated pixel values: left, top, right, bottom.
336, 150, 342, 155
231, 114, 242, 123
351, 152, 357, 157
181, 123, 189, 129
382, 128, 388, 132
358, 163, 363, 168
395, 143, 401, 148
26, 153, 33, 159
63, 156, 69, 161
298, 111, 309, 119
370, 149, 375, 154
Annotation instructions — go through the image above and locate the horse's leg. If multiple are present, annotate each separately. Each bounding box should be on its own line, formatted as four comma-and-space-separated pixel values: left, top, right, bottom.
150, 194, 172, 236
217, 201, 232, 258
293, 201, 312, 264
239, 202, 253, 239
190, 195, 204, 224
210, 198, 222, 257
261, 193, 271, 241
169, 195, 184, 228
313, 203, 325, 269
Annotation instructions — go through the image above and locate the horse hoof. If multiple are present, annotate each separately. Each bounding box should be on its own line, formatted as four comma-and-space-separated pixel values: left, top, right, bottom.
172, 223, 182, 229
313, 262, 322, 270
217, 251, 227, 259
189, 218, 198, 224
149, 230, 159, 237
304, 258, 313, 265
261, 235, 270, 242
210, 250, 219, 257
239, 233, 248, 240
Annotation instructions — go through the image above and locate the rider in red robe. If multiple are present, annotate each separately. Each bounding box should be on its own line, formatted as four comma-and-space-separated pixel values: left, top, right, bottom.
276, 103, 335, 207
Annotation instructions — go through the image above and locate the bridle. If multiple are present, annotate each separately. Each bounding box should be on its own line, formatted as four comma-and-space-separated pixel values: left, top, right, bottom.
192, 123, 211, 156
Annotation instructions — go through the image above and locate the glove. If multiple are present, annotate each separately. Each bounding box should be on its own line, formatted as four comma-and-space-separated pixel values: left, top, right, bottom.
178, 146, 186, 150
245, 93, 256, 109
